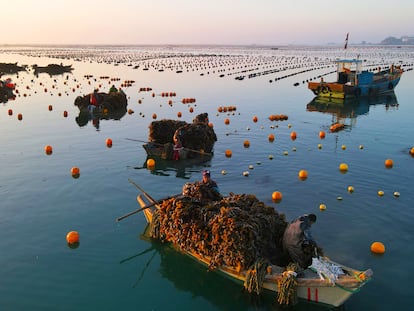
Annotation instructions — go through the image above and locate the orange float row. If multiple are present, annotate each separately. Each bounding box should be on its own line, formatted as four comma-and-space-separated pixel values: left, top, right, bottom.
161, 92, 177, 97
217, 106, 237, 113
268, 114, 289, 121
139, 87, 153, 92
182, 98, 196, 104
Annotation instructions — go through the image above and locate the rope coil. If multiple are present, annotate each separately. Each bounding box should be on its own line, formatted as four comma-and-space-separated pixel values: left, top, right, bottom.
277, 263, 299, 305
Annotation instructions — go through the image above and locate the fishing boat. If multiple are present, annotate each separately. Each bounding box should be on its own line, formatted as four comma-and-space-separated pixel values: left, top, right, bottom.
32, 64, 73, 76
143, 141, 187, 160
308, 59, 403, 99
143, 141, 213, 161
143, 113, 216, 161
135, 190, 373, 308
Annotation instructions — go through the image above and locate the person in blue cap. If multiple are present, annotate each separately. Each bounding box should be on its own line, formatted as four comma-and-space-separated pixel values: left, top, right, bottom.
200, 170, 221, 201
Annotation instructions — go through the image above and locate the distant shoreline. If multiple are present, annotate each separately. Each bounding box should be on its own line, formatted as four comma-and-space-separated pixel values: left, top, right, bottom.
1, 43, 413, 49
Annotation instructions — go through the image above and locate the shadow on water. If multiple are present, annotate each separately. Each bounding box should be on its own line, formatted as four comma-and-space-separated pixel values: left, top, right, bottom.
306, 91, 398, 130
132, 154, 212, 179
75, 108, 127, 130
119, 225, 343, 311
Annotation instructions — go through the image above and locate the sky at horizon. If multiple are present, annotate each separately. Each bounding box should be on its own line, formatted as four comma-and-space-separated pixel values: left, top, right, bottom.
3, 0, 413, 46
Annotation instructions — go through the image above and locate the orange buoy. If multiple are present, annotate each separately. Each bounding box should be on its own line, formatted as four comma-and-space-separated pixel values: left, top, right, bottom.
252, 116, 258, 123
290, 131, 297, 140
384, 159, 393, 169
410, 147, 414, 157
370, 242, 385, 254
268, 134, 275, 142
17, 113, 23, 120
330, 123, 344, 132
177, 112, 182, 118
339, 163, 348, 173
319, 131, 326, 139
66, 231, 80, 244
243, 140, 250, 148
48, 105, 53, 111
147, 158, 155, 168
44, 145, 53, 155
8, 109, 13, 116
152, 113, 157, 119
225, 149, 232, 158
106, 138, 113, 147
71, 167, 80, 178
189, 107, 194, 113
224, 118, 230, 125
272, 191, 282, 203
63, 111, 68, 117
298, 169, 308, 180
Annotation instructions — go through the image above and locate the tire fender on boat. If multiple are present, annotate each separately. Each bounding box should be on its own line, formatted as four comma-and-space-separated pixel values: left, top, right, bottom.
318, 85, 330, 94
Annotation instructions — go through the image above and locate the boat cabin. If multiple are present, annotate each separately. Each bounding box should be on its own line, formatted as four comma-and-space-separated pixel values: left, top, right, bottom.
336, 59, 362, 86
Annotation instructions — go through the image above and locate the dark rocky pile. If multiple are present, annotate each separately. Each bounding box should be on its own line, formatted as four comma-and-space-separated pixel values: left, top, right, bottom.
150, 193, 288, 271
148, 113, 217, 153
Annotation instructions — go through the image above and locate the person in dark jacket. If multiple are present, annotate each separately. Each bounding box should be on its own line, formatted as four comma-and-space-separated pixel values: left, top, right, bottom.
109, 84, 118, 93
282, 214, 318, 269
199, 170, 221, 201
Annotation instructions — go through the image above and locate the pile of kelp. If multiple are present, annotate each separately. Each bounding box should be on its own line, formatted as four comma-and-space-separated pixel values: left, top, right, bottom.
74, 91, 128, 112
149, 193, 288, 271
148, 113, 217, 154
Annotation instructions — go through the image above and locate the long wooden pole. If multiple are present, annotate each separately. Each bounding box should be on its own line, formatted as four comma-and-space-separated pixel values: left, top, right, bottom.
128, 178, 157, 203
116, 195, 180, 222
115, 179, 181, 221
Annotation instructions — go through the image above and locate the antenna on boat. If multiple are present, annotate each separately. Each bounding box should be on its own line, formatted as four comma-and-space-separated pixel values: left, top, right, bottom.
343, 33, 349, 59
344, 33, 349, 50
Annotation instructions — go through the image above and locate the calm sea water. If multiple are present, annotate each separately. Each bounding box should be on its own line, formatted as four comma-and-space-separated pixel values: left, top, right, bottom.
0, 45, 413, 311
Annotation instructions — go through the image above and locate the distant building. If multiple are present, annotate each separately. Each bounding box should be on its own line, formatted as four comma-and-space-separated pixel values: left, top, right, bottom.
401, 36, 414, 44
380, 36, 414, 45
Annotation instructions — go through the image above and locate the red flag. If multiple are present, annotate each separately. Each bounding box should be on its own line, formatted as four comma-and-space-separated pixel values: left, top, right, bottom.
344, 33, 349, 49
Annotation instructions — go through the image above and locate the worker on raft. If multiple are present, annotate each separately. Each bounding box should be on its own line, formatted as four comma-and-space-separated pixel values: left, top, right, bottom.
199, 170, 221, 201
109, 84, 118, 93
89, 89, 99, 112
282, 214, 322, 270
172, 135, 183, 160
